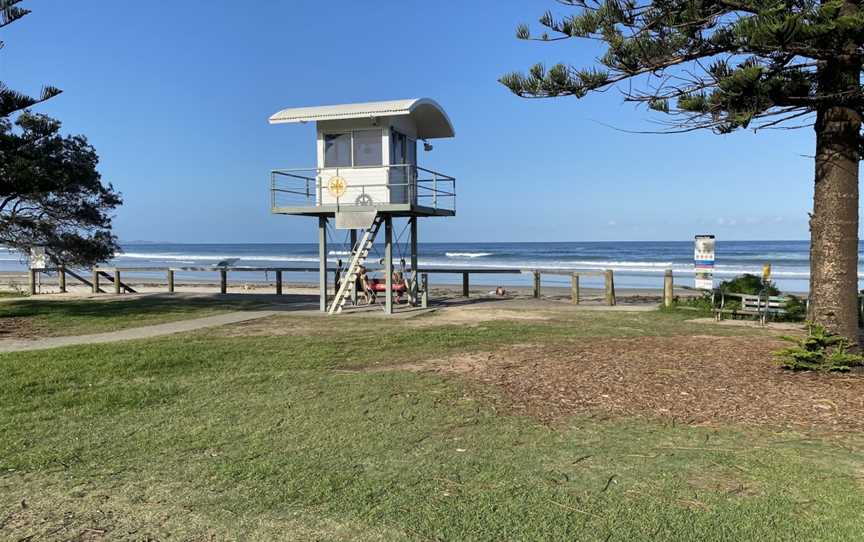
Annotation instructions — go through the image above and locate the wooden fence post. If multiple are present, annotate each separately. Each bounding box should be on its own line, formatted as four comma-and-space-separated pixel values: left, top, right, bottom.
533, 271, 541, 298
28, 269, 36, 296
92, 268, 100, 294
663, 269, 673, 308
167, 269, 175, 293
220, 268, 227, 294
571, 273, 580, 304
604, 269, 616, 306
113, 269, 121, 294
462, 272, 469, 297
59, 265, 66, 293
276, 270, 283, 295
421, 273, 429, 308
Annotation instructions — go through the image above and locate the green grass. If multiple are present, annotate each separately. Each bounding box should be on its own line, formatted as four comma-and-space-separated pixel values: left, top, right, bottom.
0, 295, 269, 338
0, 310, 859, 540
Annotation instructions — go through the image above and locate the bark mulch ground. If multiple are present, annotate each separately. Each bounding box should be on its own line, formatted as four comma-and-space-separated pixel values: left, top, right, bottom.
432, 336, 864, 432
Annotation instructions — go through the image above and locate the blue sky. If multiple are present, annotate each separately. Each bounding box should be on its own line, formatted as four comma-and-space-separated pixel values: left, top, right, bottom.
3, 0, 827, 243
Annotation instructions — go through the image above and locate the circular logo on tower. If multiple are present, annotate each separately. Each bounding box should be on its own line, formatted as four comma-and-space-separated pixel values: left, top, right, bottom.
327, 176, 347, 198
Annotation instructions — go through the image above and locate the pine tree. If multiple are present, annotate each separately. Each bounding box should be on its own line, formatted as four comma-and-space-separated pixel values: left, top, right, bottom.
0, 1, 121, 267
0, 1, 61, 115
501, 0, 864, 341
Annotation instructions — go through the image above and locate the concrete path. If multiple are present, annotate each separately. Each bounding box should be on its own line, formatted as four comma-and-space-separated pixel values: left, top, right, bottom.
0, 310, 282, 353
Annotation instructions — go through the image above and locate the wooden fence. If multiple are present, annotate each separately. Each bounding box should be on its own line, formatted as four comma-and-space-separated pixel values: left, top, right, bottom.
29, 265, 678, 307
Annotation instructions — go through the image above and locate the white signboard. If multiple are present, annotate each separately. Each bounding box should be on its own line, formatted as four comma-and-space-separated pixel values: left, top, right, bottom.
694, 235, 715, 290
29, 247, 47, 270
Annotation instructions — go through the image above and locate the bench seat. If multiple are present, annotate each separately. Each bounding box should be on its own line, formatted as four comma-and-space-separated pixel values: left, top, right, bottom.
713, 292, 790, 325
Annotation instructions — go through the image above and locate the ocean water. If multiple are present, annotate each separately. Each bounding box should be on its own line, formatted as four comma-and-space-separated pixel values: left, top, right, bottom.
4, 240, 833, 292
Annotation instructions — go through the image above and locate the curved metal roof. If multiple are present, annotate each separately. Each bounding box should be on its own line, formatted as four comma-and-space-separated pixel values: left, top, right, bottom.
268, 98, 455, 139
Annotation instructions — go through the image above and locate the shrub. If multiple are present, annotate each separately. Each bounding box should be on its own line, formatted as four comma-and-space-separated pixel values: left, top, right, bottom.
719, 274, 779, 296
774, 324, 864, 372
782, 295, 808, 322
673, 292, 712, 309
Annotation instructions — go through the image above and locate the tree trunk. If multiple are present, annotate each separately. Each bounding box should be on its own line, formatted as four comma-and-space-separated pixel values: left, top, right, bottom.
810, 64, 861, 342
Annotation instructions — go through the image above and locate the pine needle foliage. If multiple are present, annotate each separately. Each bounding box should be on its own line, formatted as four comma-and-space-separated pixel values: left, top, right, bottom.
0, 1, 61, 114
0, 1, 120, 267
502, 0, 864, 343
500, 0, 864, 133
774, 323, 864, 372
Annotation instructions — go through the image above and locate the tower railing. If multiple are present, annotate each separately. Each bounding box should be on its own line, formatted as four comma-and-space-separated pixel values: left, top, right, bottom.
270, 164, 455, 213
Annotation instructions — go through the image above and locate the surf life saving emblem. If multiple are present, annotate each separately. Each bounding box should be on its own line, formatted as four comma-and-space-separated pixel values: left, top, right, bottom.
327, 176, 347, 198
694, 234, 715, 290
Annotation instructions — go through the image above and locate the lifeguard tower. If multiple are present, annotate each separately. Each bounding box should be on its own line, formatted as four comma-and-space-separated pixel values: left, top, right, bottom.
268, 98, 456, 315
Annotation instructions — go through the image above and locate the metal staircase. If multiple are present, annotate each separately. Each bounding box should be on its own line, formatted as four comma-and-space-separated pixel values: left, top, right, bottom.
328, 215, 384, 315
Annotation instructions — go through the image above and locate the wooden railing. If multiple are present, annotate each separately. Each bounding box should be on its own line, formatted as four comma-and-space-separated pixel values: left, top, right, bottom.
29, 265, 680, 308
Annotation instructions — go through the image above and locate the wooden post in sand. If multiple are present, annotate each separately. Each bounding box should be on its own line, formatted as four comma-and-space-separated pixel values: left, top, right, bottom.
58, 266, 66, 293
462, 272, 469, 297
604, 269, 616, 306
533, 271, 541, 298
28, 269, 36, 295
663, 269, 673, 308
92, 268, 100, 294
571, 273, 580, 304
220, 268, 227, 294
421, 273, 429, 308
113, 269, 121, 294
167, 269, 175, 293
276, 270, 283, 295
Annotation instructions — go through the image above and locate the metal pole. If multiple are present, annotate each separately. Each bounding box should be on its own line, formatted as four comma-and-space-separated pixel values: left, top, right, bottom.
59, 265, 66, 293
384, 216, 393, 315
410, 217, 418, 304
571, 273, 580, 304
319, 216, 327, 312
350, 229, 358, 305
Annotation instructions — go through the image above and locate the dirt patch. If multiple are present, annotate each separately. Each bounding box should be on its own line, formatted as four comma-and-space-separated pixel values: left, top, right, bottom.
0, 316, 40, 339
410, 336, 864, 432
217, 315, 319, 337
415, 309, 551, 327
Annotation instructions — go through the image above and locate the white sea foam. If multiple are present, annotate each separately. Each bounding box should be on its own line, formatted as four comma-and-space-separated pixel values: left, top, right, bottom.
563, 260, 675, 268
445, 252, 493, 258
118, 252, 320, 263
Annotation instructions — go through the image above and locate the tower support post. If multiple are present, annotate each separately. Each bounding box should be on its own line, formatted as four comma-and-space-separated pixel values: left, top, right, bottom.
384, 216, 393, 315
410, 217, 418, 304
319, 216, 328, 312
350, 229, 358, 305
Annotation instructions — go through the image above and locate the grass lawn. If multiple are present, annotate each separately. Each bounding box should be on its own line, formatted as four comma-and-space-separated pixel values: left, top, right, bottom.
0, 295, 271, 339
1, 307, 862, 540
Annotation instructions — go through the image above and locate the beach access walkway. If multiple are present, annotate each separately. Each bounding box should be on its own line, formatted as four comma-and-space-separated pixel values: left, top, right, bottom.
0, 310, 282, 353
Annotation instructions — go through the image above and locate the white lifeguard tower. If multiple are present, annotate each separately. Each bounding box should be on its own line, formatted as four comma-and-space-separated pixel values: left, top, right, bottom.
269, 98, 456, 314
